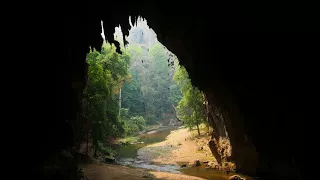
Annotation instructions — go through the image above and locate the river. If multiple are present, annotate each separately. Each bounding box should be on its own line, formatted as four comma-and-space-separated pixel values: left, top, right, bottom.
114, 126, 254, 180
115, 126, 181, 173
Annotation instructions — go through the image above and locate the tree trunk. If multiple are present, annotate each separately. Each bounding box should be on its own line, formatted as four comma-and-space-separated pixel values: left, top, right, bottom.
119, 88, 121, 116
196, 123, 200, 136
93, 141, 98, 157
202, 93, 210, 135
94, 146, 97, 157
172, 104, 182, 122
209, 140, 222, 164
86, 130, 89, 156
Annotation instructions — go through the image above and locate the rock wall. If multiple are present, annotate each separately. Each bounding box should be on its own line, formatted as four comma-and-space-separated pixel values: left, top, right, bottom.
63, 4, 308, 179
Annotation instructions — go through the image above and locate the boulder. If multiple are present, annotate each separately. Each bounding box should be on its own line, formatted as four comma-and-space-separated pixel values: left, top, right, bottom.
189, 160, 201, 167
180, 164, 187, 168
104, 156, 115, 163
229, 175, 245, 180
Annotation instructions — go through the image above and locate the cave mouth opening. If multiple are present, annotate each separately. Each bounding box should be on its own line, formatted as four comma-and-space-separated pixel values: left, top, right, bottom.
77, 16, 236, 179
80, 16, 187, 155
60, 13, 307, 180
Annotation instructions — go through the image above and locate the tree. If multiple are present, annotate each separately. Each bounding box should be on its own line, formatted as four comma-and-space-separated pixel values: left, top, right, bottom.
174, 65, 205, 135
83, 50, 109, 156
119, 18, 182, 125
122, 41, 181, 124
83, 41, 131, 155
121, 70, 144, 116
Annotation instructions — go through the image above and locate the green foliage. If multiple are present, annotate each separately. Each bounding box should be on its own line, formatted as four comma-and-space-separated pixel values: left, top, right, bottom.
119, 108, 131, 121
121, 70, 144, 117
120, 108, 146, 136
83, 41, 131, 154
173, 65, 206, 135
122, 41, 182, 125
131, 116, 147, 130
99, 143, 117, 157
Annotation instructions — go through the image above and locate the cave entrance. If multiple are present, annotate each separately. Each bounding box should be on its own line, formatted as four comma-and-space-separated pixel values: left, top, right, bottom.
78, 16, 236, 180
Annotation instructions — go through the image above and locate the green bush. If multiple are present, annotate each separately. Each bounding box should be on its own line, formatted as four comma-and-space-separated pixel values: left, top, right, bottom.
120, 108, 147, 136
122, 117, 146, 136
99, 143, 117, 157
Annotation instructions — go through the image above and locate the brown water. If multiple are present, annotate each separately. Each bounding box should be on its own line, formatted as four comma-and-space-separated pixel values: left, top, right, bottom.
115, 126, 255, 180
180, 166, 255, 180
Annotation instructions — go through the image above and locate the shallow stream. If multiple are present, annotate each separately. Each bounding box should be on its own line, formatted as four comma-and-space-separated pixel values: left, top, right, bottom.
114, 126, 253, 180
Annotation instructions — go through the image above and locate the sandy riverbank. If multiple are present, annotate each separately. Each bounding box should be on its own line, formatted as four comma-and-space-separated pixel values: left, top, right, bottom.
80, 126, 252, 180
137, 127, 215, 165
82, 163, 206, 180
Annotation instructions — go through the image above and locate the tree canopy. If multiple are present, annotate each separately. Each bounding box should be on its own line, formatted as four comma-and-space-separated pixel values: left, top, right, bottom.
83, 42, 130, 154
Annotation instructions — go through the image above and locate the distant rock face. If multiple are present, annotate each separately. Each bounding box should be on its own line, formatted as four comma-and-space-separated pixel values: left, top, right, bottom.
167, 117, 183, 126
